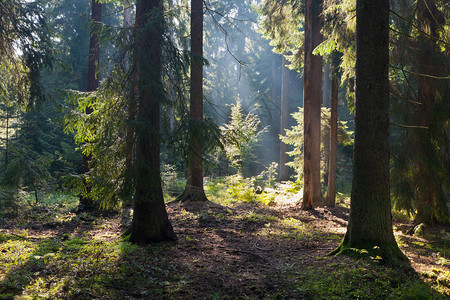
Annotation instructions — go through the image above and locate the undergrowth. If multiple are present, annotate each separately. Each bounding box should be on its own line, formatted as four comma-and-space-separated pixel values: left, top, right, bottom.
0, 181, 448, 299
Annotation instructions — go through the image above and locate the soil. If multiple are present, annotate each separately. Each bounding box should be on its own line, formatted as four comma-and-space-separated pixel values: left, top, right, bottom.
0, 198, 448, 299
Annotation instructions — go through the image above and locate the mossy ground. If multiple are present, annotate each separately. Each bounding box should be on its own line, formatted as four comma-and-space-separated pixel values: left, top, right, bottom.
0, 182, 448, 299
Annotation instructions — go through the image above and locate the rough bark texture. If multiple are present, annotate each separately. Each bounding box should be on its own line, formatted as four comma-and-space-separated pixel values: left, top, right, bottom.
413, 0, 449, 225
302, 0, 323, 210
178, 0, 208, 202
79, 0, 102, 211
129, 0, 176, 244
279, 56, 290, 182
331, 0, 407, 265
326, 69, 338, 207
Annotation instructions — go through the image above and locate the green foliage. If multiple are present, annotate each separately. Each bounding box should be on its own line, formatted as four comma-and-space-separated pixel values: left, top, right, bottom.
220, 99, 268, 177
0, 0, 53, 108
256, 0, 304, 70
281, 107, 353, 182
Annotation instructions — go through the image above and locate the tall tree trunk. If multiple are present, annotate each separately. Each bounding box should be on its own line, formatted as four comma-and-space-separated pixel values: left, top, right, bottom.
129, 0, 176, 244
322, 62, 330, 107
79, 0, 102, 211
5, 106, 9, 168
331, 0, 407, 265
178, 0, 208, 202
326, 65, 338, 207
413, 0, 449, 225
322, 62, 331, 185
279, 55, 290, 181
123, 0, 136, 207
302, 0, 323, 209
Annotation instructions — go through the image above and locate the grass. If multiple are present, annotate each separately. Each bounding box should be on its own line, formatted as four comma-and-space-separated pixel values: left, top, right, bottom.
0, 180, 448, 299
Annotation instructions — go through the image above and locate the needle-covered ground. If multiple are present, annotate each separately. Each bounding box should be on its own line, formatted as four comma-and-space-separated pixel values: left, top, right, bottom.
0, 180, 448, 299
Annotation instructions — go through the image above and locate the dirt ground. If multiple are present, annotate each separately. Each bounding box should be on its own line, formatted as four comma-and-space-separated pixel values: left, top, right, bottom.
0, 198, 449, 299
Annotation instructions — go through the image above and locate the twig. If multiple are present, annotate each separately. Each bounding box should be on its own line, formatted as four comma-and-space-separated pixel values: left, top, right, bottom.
253, 242, 273, 251
390, 122, 428, 129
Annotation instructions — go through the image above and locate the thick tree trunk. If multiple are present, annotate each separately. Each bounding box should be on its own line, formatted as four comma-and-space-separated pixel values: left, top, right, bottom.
79, 0, 102, 211
331, 0, 407, 265
279, 56, 290, 181
178, 0, 208, 202
326, 68, 338, 207
302, 0, 323, 209
129, 0, 176, 244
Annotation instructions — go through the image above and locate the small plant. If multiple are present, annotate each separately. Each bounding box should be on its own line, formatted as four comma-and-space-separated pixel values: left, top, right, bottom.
220, 99, 267, 177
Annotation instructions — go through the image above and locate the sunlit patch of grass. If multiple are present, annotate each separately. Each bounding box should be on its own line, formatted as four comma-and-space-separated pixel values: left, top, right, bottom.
336, 192, 350, 207
205, 177, 236, 205
0, 226, 141, 299
240, 211, 279, 224
391, 209, 413, 222
259, 217, 320, 240
284, 261, 447, 299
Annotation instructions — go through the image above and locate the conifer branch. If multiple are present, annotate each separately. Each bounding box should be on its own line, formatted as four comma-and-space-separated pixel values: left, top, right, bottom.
390, 65, 450, 80
390, 122, 428, 129
390, 9, 450, 47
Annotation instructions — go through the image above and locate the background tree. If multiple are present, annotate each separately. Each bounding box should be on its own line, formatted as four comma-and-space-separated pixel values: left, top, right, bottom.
302, 0, 323, 209
279, 56, 290, 181
331, 0, 407, 265
390, 0, 449, 226
325, 59, 339, 207
177, 0, 208, 202
79, 0, 102, 211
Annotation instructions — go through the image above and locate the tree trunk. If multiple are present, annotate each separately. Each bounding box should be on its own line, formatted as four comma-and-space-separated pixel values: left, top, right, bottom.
178, 0, 208, 202
326, 66, 338, 207
79, 0, 102, 211
322, 62, 331, 185
5, 106, 9, 168
302, 0, 323, 210
279, 56, 290, 181
331, 0, 407, 265
129, 0, 176, 244
322, 62, 330, 107
123, 0, 136, 207
413, 0, 449, 225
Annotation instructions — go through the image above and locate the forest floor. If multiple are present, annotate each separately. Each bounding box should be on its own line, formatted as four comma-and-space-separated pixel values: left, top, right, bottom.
0, 184, 449, 299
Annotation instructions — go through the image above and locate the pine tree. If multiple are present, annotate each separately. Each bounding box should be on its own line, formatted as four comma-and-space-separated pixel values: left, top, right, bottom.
128, 0, 176, 243
331, 0, 407, 265
302, 0, 323, 209
177, 0, 208, 202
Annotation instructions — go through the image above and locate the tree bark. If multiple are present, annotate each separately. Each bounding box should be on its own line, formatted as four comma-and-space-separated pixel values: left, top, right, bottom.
326, 66, 338, 207
331, 0, 407, 265
129, 0, 176, 244
79, 0, 102, 211
302, 0, 323, 210
178, 0, 208, 202
279, 56, 290, 181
